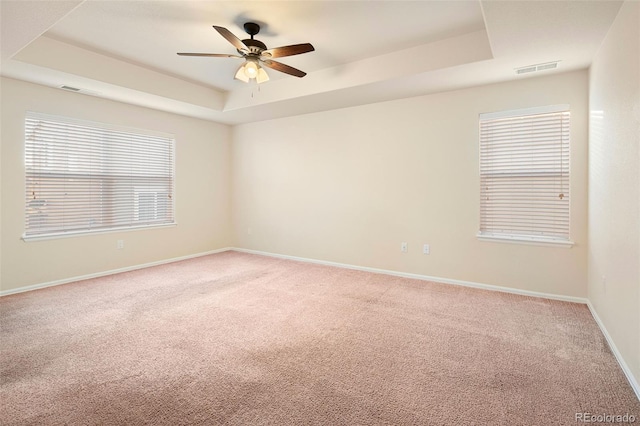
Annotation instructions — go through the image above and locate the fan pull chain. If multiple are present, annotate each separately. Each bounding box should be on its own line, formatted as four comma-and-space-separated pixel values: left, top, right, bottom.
250, 81, 262, 99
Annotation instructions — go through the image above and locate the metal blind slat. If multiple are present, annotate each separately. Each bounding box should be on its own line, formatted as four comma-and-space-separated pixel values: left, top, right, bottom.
479, 108, 570, 240
24, 113, 175, 238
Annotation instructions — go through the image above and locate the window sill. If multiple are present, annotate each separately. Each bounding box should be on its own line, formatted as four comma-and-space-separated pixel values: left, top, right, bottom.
22, 223, 177, 242
477, 233, 574, 248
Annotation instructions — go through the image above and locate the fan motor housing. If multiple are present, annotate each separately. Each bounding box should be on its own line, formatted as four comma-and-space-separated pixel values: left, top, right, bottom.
240, 39, 267, 54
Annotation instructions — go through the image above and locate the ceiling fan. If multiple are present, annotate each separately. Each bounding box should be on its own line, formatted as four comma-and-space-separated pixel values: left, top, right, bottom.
178, 22, 314, 84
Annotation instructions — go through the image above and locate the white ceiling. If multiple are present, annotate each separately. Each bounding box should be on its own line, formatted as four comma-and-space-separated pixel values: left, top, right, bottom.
0, 0, 624, 125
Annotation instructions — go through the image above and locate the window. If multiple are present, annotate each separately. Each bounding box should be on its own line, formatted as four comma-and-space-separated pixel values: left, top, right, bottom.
24, 113, 175, 240
478, 105, 571, 245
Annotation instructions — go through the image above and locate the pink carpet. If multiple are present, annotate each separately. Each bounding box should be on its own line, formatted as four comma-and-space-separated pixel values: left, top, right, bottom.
1, 251, 638, 425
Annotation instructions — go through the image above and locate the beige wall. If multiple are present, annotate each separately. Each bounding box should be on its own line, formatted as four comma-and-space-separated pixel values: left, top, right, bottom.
588, 1, 640, 386
232, 70, 589, 298
0, 77, 232, 292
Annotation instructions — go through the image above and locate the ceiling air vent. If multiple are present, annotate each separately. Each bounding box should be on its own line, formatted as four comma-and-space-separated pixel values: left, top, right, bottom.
60, 85, 81, 92
515, 61, 559, 75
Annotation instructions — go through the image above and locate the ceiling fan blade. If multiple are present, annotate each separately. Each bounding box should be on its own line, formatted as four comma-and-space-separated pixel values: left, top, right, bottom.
261, 43, 315, 58
213, 25, 249, 53
177, 53, 243, 58
261, 59, 307, 78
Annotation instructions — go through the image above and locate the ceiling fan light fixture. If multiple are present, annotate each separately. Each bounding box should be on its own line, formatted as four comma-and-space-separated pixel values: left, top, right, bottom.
235, 59, 269, 84
256, 67, 270, 84
234, 64, 250, 82
243, 60, 259, 79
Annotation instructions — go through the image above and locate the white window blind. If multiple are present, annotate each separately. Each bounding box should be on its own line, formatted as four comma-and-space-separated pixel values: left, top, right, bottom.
479, 105, 570, 243
24, 113, 175, 240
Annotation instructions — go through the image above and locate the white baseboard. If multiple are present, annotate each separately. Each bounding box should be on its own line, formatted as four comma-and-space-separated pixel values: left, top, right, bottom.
3, 245, 636, 401
587, 301, 640, 401
0, 247, 232, 297
233, 248, 640, 401
231, 247, 588, 304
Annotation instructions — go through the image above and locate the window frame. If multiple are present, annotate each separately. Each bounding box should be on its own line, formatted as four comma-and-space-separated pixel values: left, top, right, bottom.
23, 112, 176, 241
477, 105, 573, 248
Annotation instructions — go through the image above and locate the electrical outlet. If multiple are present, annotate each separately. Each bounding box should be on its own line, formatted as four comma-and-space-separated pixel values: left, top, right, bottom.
423, 244, 430, 255
401, 242, 408, 253
247, 228, 252, 235
117, 240, 124, 250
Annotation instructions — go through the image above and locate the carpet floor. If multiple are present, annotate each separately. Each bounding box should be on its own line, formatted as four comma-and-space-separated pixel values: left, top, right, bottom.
1, 251, 638, 425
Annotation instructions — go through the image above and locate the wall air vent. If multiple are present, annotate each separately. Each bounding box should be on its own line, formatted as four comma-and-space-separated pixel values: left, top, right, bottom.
60, 85, 81, 92
515, 61, 559, 75
516, 66, 537, 75
536, 62, 558, 71
59, 85, 100, 96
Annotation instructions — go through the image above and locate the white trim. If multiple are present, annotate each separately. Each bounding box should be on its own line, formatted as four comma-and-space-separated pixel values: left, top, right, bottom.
0, 247, 640, 400
231, 248, 587, 304
479, 104, 570, 120
586, 301, 640, 401
0, 248, 232, 297
22, 223, 177, 242
4, 246, 635, 402
234, 248, 639, 400
477, 233, 574, 248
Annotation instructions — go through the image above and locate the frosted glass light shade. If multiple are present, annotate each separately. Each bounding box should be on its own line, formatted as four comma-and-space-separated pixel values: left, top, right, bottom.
243, 61, 258, 78
256, 67, 270, 84
234, 65, 250, 82
234, 60, 269, 84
